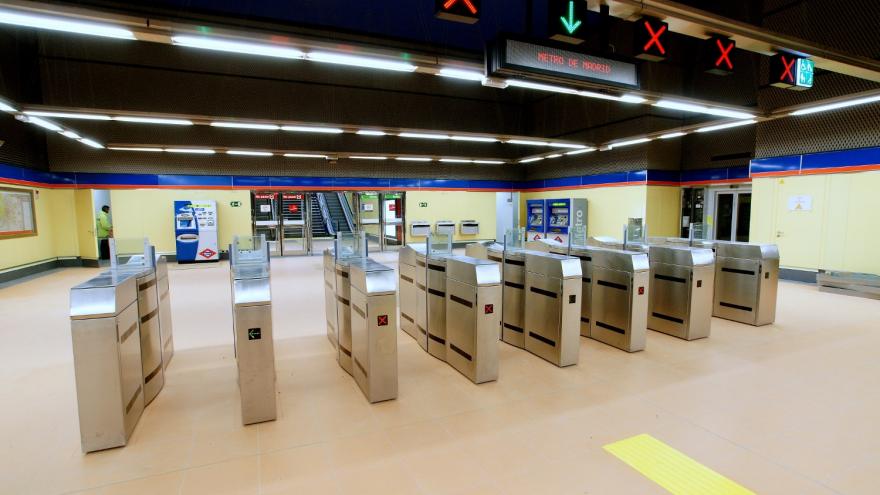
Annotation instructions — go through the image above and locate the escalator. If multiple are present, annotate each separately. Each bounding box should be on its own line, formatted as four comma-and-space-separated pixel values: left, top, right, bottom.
310, 195, 330, 238
323, 193, 353, 234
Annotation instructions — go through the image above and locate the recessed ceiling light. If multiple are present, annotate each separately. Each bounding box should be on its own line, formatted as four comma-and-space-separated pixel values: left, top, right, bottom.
437, 68, 485, 81
115, 116, 193, 125
396, 157, 432, 162
210, 122, 280, 130
659, 132, 687, 139
439, 158, 472, 163
165, 148, 216, 154
172, 35, 305, 59
0, 8, 135, 40
695, 120, 757, 133
473, 160, 505, 164
108, 146, 163, 152
227, 150, 273, 156
0, 98, 16, 113
519, 157, 544, 163
307, 51, 417, 72
79, 138, 104, 149
506, 79, 579, 94
59, 130, 81, 140
283, 153, 328, 159
506, 139, 549, 146
547, 154, 562, 159
356, 130, 386, 136
565, 147, 596, 155
548, 143, 588, 149
398, 132, 449, 140
608, 137, 652, 149
653, 99, 755, 120
281, 125, 344, 134
450, 135, 498, 143
26, 116, 62, 132
790, 94, 880, 116
25, 110, 111, 120
350, 156, 387, 160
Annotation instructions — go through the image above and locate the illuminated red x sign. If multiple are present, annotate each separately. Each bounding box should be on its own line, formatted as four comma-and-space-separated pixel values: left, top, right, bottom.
779, 56, 795, 82
377, 315, 389, 327
443, 0, 477, 14
643, 21, 666, 55
635, 17, 669, 61
715, 39, 734, 69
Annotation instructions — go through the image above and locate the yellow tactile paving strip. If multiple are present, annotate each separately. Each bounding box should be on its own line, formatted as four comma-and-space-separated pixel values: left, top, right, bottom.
604, 434, 756, 495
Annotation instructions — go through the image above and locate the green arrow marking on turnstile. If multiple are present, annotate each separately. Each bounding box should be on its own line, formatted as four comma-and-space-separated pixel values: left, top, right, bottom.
248, 327, 261, 340
560, 1, 583, 35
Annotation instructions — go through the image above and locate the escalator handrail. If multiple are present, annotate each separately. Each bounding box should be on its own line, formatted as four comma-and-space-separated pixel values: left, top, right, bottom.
337, 192, 356, 232
316, 193, 335, 236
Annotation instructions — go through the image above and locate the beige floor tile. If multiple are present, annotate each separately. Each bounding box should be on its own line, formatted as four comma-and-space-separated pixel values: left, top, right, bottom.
179, 456, 259, 495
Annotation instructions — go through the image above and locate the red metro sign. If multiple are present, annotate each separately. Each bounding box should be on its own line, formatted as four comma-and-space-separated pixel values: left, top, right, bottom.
435, 0, 480, 24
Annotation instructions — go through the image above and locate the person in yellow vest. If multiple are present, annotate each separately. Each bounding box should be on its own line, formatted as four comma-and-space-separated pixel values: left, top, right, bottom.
96, 205, 113, 260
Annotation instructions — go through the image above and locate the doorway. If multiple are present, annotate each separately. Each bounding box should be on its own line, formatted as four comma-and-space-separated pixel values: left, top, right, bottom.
352, 192, 406, 252
713, 190, 751, 242
251, 192, 310, 256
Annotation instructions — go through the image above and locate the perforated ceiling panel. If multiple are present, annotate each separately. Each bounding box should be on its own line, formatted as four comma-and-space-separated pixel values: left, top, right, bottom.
762, 0, 880, 59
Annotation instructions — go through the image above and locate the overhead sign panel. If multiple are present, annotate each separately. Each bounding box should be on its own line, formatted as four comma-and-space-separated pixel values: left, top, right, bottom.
548, 0, 588, 45
705, 36, 735, 76
635, 17, 668, 61
435, 0, 480, 24
488, 38, 639, 89
771, 53, 814, 90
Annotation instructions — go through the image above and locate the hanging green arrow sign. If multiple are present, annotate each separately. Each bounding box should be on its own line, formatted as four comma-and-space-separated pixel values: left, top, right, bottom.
560, 1, 582, 34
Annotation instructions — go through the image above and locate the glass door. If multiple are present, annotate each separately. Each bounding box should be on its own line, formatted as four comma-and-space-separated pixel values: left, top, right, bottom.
355, 192, 382, 253
280, 192, 310, 256
714, 191, 751, 242
380, 192, 405, 250
252, 192, 281, 256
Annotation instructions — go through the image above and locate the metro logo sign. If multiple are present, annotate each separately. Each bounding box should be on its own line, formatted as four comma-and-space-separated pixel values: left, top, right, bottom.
635, 17, 668, 61
705, 36, 735, 75
435, 0, 480, 24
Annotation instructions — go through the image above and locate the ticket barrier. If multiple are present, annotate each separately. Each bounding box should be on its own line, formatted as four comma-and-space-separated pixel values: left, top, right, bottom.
70, 272, 145, 453
488, 244, 529, 348
229, 236, 276, 425
349, 259, 398, 403
464, 240, 497, 260
647, 245, 715, 340
415, 235, 453, 359
445, 256, 502, 383
323, 247, 338, 350
333, 232, 367, 374
713, 242, 779, 326
568, 245, 596, 338
398, 244, 425, 341
589, 248, 650, 352
154, 255, 175, 369
523, 252, 582, 367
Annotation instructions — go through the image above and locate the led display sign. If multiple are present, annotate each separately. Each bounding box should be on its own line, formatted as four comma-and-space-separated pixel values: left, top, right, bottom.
635, 17, 668, 61
548, 0, 588, 45
435, 0, 480, 24
705, 36, 735, 76
488, 38, 639, 89
771, 53, 814, 90
796, 58, 815, 89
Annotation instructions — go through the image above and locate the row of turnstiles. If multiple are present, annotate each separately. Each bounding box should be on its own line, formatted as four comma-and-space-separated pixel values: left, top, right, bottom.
69, 240, 175, 453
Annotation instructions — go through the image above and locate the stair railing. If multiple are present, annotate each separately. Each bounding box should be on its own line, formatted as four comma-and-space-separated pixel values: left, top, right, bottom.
338, 192, 356, 232
316, 193, 335, 236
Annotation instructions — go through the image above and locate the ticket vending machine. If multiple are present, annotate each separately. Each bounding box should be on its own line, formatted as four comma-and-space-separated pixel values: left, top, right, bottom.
174, 199, 219, 262
526, 199, 546, 241
545, 198, 588, 245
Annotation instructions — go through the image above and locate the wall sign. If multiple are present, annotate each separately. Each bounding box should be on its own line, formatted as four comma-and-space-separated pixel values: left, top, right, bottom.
488, 38, 639, 89
548, 0, 588, 44
771, 54, 813, 90
434, 0, 480, 24
229, 201, 241, 207
788, 195, 813, 211
635, 17, 668, 62
419, 202, 428, 207
705, 36, 735, 76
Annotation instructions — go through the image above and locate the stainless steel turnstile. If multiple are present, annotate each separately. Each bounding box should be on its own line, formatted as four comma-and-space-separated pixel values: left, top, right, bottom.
589, 248, 650, 352
648, 245, 715, 340
569, 245, 596, 338
154, 255, 174, 369
70, 272, 145, 453
323, 247, 338, 350
335, 258, 355, 374
445, 256, 502, 383
488, 245, 529, 348
416, 250, 452, 360
464, 241, 497, 260
349, 259, 398, 403
230, 237, 276, 425
398, 244, 425, 341
713, 242, 779, 326
523, 252, 582, 367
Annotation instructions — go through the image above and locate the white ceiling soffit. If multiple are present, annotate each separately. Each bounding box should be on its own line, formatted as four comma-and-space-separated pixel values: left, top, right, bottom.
588, 0, 880, 83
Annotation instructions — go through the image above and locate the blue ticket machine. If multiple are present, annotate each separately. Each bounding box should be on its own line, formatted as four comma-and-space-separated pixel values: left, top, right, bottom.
174, 199, 219, 263
526, 199, 547, 241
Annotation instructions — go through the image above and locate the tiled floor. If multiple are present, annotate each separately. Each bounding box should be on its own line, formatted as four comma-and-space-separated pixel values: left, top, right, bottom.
1, 251, 879, 494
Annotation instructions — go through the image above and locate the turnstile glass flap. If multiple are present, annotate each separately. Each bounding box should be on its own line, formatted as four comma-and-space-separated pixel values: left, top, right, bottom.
524, 252, 582, 279
233, 278, 272, 307
70, 273, 139, 319
231, 235, 271, 281
464, 241, 497, 259
349, 259, 397, 295
715, 242, 779, 261
446, 256, 502, 286
399, 244, 427, 266
648, 245, 715, 268
589, 248, 650, 273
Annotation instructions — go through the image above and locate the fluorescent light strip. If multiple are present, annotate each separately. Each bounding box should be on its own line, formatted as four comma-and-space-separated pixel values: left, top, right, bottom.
26, 116, 62, 132
398, 132, 449, 140
115, 116, 193, 125
307, 51, 417, 72
284, 153, 328, 159
108, 147, 163, 152
579, 91, 646, 104
450, 135, 498, 143
549, 143, 588, 149
608, 138, 652, 149
351, 156, 387, 160
547, 154, 562, 159
519, 157, 544, 163
25, 110, 111, 121
0, 8, 135, 40
439, 158, 472, 163
59, 130, 81, 140
659, 132, 687, 139
396, 157, 432, 162
654, 99, 755, 120
79, 138, 104, 149
210, 122, 280, 130
790, 94, 880, 116
565, 147, 596, 155
0, 99, 16, 113
695, 120, 757, 133
506, 139, 549, 146
172, 35, 305, 59
227, 150, 273, 156
356, 129, 386, 136
437, 68, 485, 81
165, 148, 216, 154
506, 79, 579, 95
473, 160, 505, 164
282, 125, 344, 134
618, 94, 648, 104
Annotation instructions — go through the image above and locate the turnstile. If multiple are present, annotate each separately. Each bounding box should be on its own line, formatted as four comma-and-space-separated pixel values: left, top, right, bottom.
349, 259, 398, 403
713, 242, 779, 326
70, 272, 145, 453
154, 255, 175, 369
398, 244, 425, 341
416, 250, 452, 360
489, 245, 529, 348
648, 245, 715, 340
335, 258, 355, 374
568, 245, 596, 338
464, 241, 497, 260
445, 256, 502, 383
523, 252, 582, 367
230, 238, 276, 425
323, 248, 338, 350
589, 248, 650, 352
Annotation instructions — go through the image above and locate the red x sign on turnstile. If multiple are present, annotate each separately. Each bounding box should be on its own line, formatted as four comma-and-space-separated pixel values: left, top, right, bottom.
443, 0, 477, 14
377, 315, 389, 326
779, 56, 795, 83
715, 39, 734, 70
643, 21, 666, 55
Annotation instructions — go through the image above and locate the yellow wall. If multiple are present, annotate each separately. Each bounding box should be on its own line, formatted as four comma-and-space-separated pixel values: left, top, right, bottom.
0, 185, 78, 271
645, 186, 682, 238
405, 191, 497, 242
750, 171, 880, 274
74, 189, 98, 261
521, 185, 649, 239
110, 189, 252, 255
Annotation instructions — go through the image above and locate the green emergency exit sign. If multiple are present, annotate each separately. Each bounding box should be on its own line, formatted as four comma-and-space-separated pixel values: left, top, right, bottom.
230, 201, 241, 207
419, 202, 428, 207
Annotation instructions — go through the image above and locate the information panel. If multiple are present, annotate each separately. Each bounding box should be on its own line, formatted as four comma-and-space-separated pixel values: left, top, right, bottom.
489, 38, 639, 89
0, 187, 36, 237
